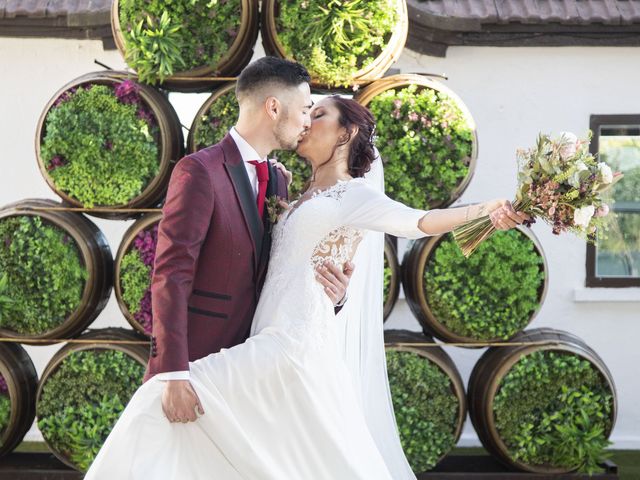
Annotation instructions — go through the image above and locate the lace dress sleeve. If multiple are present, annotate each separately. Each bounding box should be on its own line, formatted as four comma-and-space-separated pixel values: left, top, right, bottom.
339, 180, 431, 239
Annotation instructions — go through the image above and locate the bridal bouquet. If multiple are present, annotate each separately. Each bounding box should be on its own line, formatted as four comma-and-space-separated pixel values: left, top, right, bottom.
453, 132, 623, 257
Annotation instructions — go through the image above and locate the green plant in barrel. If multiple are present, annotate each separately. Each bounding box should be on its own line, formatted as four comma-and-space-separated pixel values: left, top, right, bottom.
383, 255, 392, 307
37, 350, 145, 471
120, 224, 158, 334
192, 90, 240, 151
368, 84, 473, 210
40, 81, 160, 207
0, 373, 10, 435
118, 1, 242, 84
386, 350, 459, 472
425, 230, 544, 340
0, 217, 86, 335
275, 0, 398, 86
494, 351, 613, 473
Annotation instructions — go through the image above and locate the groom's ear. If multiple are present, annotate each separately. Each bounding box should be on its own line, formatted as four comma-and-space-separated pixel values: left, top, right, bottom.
265, 96, 280, 121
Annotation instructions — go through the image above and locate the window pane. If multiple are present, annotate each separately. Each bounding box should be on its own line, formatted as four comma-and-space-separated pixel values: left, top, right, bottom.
596, 129, 640, 278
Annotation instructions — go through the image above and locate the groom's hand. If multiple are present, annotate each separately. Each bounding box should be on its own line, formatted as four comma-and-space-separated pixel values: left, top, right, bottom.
162, 380, 204, 423
315, 261, 354, 305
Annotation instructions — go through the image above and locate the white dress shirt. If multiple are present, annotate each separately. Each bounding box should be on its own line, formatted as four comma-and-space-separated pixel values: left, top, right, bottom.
157, 128, 267, 381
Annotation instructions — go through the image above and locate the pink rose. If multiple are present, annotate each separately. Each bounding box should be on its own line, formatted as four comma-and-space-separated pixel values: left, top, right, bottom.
594, 204, 610, 217
558, 132, 578, 160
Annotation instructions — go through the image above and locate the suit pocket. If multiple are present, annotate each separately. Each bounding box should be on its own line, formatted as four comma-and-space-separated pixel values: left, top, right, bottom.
187, 306, 228, 319
192, 289, 231, 301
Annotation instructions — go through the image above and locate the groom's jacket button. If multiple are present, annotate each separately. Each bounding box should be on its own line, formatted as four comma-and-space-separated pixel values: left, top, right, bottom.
187, 306, 229, 319
192, 289, 232, 301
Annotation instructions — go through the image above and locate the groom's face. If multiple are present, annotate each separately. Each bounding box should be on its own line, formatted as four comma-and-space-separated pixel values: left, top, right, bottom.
273, 82, 312, 151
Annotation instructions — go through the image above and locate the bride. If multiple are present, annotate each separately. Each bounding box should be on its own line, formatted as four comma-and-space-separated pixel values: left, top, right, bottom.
85, 97, 527, 479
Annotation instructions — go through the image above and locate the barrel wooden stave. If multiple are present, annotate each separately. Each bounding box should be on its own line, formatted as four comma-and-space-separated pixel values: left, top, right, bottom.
111, 0, 259, 92
0, 343, 38, 457
402, 226, 548, 345
384, 329, 467, 468
35, 72, 184, 219
260, 0, 408, 88
467, 327, 617, 474
36, 328, 149, 471
114, 213, 162, 335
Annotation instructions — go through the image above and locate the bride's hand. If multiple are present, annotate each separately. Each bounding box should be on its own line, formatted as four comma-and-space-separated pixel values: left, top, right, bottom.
270, 159, 293, 187
162, 380, 205, 423
486, 199, 530, 230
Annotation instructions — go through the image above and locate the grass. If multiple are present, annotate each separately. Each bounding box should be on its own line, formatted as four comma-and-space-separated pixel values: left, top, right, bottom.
12, 443, 640, 479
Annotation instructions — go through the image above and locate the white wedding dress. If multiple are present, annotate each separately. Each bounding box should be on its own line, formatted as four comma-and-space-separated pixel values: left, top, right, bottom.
85, 178, 427, 480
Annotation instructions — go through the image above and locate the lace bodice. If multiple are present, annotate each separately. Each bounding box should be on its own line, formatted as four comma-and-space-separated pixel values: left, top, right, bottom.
250, 178, 428, 342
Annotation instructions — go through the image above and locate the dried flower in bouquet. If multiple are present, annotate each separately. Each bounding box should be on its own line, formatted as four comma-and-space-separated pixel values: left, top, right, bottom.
454, 132, 623, 257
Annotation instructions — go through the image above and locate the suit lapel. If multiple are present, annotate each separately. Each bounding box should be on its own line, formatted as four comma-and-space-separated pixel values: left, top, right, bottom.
221, 135, 264, 269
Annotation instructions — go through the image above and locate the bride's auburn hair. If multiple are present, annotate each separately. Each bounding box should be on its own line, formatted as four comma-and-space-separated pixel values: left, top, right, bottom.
329, 96, 377, 178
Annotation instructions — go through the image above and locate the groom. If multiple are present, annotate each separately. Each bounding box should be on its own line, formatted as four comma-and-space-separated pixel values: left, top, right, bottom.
146, 57, 354, 423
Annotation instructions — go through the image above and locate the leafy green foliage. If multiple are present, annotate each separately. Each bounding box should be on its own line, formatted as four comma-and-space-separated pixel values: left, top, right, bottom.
120, 250, 151, 315
192, 90, 240, 151
386, 350, 459, 472
0, 216, 86, 335
368, 85, 474, 210
383, 256, 392, 306
37, 349, 144, 472
40, 85, 159, 207
0, 273, 13, 326
124, 11, 185, 84
493, 351, 613, 473
273, 151, 312, 199
0, 394, 10, 434
119, 0, 242, 85
276, 0, 398, 86
424, 230, 544, 340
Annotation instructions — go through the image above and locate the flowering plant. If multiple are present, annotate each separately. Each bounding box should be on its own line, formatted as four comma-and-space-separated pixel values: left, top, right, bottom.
120, 223, 158, 334
275, 0, 398, 86
40, 80, 159, 207
266, 195, 288, 226
0, 373, 9, 433
454, 132, 623, 257
118, 0, 242, 84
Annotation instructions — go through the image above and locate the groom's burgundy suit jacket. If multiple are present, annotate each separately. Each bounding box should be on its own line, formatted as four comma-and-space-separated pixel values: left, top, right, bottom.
144, 134, 288, 380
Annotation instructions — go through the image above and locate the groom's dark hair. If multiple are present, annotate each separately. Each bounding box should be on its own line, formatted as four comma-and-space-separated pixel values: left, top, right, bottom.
236, 57, 311, 102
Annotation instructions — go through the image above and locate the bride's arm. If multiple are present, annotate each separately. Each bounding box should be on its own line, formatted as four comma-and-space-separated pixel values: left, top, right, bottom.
341, 182, 528, 237
418, 200, 528, 235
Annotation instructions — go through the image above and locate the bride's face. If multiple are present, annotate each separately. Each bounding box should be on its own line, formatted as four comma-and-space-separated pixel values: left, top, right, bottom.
296, 98, 348, 167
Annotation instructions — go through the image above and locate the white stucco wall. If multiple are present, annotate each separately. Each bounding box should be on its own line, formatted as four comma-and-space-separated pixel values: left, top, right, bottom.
0, 37, 638, 449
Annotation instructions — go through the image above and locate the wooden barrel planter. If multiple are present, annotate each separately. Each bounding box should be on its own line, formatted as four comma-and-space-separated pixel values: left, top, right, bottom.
187, 82, 238, 153
0, 199, 112, 343
468, 328, 617, 474
384, 330, 466, 473
36, 328, 149, 472
383, 235, 400, 320
0, 343, 38, 457
356, 74, 477, 210
35, 72, 184, 219
402, 227, 547, 345
115, 213, 162, 336
112, 0, 259, 91
261, 0, 408, 88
